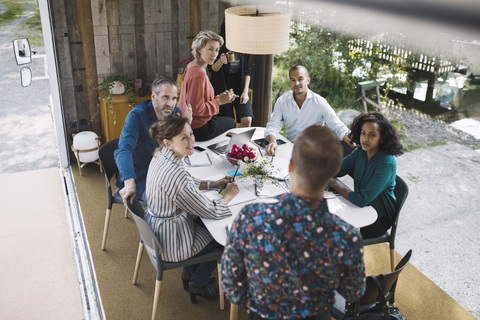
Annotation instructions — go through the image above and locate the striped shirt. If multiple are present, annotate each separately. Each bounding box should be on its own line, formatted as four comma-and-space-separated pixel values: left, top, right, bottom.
144, 147, 231, 262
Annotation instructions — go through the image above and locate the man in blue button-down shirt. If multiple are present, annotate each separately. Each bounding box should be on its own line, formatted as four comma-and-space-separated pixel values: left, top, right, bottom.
114, 76, 192, 205
265, 65, 353, 155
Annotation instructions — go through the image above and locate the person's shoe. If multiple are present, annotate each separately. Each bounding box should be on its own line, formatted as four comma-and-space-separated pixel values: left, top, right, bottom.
181, 269, 217, 291
188, 284, 219, 304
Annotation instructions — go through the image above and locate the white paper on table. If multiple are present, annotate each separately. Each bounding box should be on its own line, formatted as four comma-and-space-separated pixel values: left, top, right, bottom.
268, 156, 290, 180
203, 184, 256, 207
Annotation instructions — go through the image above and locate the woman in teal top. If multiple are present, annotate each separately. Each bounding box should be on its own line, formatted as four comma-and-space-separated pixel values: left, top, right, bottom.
328, 112, 403, 239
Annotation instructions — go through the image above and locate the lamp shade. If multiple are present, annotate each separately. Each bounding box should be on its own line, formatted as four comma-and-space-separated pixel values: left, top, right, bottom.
225, 5, 291, 55
72, 131, 100, 163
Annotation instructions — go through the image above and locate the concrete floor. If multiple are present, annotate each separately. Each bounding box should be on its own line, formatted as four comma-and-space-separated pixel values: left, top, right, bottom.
0, 169, 84, 320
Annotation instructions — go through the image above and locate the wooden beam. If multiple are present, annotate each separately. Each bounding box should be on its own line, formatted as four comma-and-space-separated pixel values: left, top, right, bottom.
134, 0, 147, 79
251, 54, 274, 127
76, 0, 101, 135
190, 0, 201, 38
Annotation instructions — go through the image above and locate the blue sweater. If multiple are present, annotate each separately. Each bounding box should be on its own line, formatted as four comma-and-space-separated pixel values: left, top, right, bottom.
114, 100, 181, 198
338, 148, 397, 224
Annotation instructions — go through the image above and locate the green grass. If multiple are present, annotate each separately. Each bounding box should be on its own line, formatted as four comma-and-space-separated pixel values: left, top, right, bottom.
403, 139, 448, 152
0, 0, 24, 23
25, 6, 41, 31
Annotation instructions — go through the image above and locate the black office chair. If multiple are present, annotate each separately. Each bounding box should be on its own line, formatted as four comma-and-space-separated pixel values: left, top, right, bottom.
331, 249, 412, 320
363, 176, 409, 271
98, 138, 145, 250
126, 199, 225, 320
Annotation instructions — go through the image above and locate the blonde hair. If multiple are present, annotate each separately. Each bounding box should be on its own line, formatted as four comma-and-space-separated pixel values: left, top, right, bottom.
191, 30, 224, 60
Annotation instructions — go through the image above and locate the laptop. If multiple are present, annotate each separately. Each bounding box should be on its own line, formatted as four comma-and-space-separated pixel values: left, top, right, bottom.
207, 129, 256, 155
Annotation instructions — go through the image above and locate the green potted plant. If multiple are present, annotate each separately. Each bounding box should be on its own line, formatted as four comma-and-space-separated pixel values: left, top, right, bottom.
97, 74, 135, 124
98, 73, 135, 106
240, 159, 280, 196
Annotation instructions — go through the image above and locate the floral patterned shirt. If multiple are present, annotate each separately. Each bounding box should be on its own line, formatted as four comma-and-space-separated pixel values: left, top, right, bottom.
220, 193, 365, 319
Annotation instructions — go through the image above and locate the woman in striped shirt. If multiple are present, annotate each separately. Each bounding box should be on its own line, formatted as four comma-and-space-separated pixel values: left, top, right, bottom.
145, 114, 239, 302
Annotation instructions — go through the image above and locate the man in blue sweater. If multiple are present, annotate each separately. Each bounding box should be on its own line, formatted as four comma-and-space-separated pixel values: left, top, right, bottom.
114, 76, 192, 205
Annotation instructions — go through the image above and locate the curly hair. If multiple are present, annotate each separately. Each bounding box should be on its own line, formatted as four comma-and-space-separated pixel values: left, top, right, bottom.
191, 30, 224, 60
349, 112, 403, 156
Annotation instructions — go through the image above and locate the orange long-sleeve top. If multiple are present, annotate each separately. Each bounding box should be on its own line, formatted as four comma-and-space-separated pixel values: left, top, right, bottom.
177, 66, 220, 129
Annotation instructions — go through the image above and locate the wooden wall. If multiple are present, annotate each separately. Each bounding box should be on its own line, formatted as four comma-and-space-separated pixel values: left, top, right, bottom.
50, 0, 229, 152
49, 0, 273, 156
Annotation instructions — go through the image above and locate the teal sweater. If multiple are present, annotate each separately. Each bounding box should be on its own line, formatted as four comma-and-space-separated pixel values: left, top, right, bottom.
338, 148, 397, 224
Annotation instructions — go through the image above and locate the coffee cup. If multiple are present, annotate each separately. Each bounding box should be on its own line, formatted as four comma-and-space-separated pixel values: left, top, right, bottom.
227, 52, 235, 63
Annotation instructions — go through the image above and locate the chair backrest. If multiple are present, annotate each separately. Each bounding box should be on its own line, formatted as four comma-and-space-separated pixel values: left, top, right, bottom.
126, 199, 164, 271
98, 138, 119, 183
359, 249, 412, 306
390, 175, 409, 239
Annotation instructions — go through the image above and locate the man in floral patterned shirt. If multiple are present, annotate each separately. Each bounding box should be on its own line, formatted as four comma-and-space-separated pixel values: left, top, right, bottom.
220, 125, 365, 320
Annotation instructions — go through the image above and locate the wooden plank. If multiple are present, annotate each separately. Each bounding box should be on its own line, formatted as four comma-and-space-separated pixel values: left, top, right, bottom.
90, 0, 107, 27
202, 0, 218, 31
178, 0, 191, 63
106, 0, 120, 26
119, 0, 135, 25
156, 33, 166, 75
76, 0, 101, 134
51, 0, 67, 28
190, 0, 201, 38
134, 0, 147, 79
144, 31, 157, 81
55, 31, 74, 80
109, 33, 123, 74
153, 0, 164, 24
143, 0, 155, 25
164, 32, 173, 77
95, 35, 111, 77
119, 24, 135, 35
121, 33, 136, 75
170, 0, 180, 75
162, 0, 172, 24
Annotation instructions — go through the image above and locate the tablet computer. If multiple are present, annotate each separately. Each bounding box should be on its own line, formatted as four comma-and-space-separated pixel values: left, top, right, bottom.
253, 138, 286, 148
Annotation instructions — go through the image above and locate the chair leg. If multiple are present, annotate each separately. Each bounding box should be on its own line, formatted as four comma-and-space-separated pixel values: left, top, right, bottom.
101, 208, 112, 250
124, 206, 129, 219
133, 242, 144, 284
230, 303, 239, 320
218, 263, 224, 310
152, 279, 162, 320
76, 157, 83, 176
390, 249, 395, 272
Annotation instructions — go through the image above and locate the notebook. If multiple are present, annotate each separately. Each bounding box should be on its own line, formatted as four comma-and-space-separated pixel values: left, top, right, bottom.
184, 152, 212, 167
207, 129, 256, 155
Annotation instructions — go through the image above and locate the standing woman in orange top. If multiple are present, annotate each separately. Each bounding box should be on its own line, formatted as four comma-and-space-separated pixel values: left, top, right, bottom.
177, 30, 236, 141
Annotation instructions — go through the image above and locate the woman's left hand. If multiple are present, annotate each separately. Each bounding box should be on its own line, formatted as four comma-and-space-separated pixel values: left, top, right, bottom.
240, 91, 249, 104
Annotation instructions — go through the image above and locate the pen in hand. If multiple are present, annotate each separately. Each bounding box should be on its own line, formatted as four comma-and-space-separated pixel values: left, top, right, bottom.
232, 166, 240, 181
271, 155, 274, 163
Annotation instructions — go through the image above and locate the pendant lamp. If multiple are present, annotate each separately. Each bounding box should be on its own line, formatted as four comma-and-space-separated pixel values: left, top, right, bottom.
225, 5, 291, 55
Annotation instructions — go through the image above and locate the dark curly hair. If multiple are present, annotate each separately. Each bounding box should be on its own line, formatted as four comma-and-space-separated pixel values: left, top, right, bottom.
349, 112, 403, 156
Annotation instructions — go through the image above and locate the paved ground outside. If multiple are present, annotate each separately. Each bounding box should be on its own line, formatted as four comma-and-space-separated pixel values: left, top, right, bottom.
1, 3, 479, 319
0, 2, 57, 173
